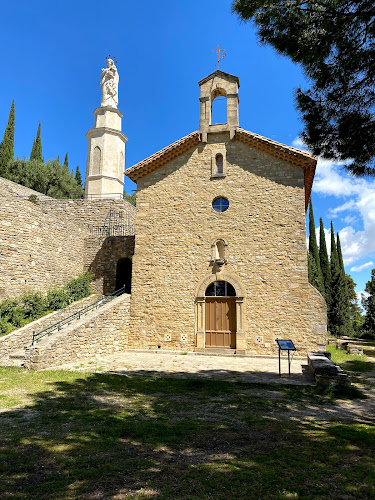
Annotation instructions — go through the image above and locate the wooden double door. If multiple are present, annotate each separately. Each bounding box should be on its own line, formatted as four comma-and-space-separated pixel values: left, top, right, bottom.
205, 297, 236, 348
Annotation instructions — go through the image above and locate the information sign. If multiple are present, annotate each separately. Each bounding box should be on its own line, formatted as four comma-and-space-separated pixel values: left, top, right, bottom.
275, 339, 296, 377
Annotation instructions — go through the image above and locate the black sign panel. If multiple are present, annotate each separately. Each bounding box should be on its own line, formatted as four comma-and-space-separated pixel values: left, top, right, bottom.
276, 339, 296, 351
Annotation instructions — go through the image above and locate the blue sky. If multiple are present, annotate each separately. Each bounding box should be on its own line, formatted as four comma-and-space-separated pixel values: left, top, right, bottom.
1, 0, 374, 298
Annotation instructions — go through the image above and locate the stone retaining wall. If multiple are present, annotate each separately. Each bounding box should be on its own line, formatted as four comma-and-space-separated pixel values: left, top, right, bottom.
1, 196, 86, 299
0, 294, 99, 362
1, 176, 136, 299
24, 293, 131, 370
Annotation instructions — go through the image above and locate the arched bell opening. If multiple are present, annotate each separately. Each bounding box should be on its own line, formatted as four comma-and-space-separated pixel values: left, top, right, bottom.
116, 258, 132, 293
211, 88, 227, 124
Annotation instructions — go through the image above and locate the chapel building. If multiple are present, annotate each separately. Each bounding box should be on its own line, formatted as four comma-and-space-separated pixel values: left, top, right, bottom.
125, 70, 327, 355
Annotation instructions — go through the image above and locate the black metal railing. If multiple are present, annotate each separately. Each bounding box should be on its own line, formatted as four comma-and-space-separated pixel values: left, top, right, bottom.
30, 286, 127, 346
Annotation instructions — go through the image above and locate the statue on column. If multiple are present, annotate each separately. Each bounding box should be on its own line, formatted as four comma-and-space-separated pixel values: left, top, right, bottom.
100, 59, 119, 108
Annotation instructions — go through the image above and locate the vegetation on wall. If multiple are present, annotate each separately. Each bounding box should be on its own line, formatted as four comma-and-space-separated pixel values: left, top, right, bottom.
0, 273, 92, 336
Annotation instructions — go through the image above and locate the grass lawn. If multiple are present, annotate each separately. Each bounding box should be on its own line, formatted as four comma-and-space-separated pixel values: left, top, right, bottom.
0, 367, 374, 499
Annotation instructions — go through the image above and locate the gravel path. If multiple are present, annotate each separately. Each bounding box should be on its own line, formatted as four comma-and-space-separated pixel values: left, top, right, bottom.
53, 351, 312, 385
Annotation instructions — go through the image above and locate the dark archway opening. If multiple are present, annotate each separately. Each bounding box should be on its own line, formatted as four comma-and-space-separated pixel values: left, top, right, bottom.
116, 258, 132, 293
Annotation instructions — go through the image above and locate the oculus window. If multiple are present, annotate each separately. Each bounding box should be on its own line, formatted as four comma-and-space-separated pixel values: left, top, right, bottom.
205, 281, 236, 297
212, 197, 229, 212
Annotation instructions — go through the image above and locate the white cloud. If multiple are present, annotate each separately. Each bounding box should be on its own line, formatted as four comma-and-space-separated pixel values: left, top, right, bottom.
329, 200, 357, 217
343, 215, 357, 224
350, 261, 374, 273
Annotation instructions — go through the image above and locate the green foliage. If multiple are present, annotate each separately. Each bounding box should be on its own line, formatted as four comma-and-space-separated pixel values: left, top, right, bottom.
329, 222, 351, 336
5, 158, 84, 198
123, 189, 136, 206
308, 201, 324, 295
0, 274, 92, 336
21, 292, 48, 321
64, 274, 92, 304
46, 288, 69, 311
75, 166, 83, 188
0, 100, 15, 175
319, 217, 331, 304
363, 269, 375, 335
233, 0, 375, 176
27, 194, 39, 204
30, 122, 43, 162
63, 153, 68, 168
346, 274, 365, 336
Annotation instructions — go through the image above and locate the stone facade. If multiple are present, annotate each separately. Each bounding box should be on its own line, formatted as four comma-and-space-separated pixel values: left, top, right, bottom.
128, 132, 326, 356
24, 293, 131, 370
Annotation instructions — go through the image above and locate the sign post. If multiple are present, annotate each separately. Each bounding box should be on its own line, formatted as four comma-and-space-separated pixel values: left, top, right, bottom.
275, 339, 296, 377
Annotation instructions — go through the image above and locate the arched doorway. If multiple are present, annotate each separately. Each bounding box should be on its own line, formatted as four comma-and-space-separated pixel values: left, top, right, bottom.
205, 281, 236, 348
116, 258, 132, 293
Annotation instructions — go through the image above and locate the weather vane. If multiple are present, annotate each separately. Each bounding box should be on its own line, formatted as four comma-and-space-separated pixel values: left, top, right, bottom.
212, 45, 226, 69
106, 54, 118, 64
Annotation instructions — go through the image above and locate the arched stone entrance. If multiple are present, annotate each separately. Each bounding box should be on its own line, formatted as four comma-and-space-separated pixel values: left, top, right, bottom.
116, 258, 132, 293
195, 273, 245, 353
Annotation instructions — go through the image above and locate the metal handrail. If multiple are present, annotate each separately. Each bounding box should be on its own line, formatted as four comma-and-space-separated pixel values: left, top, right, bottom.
30, 286, 127, 346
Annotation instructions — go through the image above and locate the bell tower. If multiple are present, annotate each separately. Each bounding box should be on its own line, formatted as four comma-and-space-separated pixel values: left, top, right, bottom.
198, 70, 240, 142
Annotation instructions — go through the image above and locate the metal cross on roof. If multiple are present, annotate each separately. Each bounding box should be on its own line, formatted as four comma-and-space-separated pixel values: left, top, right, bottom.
212, 45, 226, 68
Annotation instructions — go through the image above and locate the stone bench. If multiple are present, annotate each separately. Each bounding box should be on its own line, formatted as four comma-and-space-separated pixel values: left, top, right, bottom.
307, 351, 349, 385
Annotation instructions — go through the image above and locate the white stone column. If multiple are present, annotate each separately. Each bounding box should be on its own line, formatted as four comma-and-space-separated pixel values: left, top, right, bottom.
85, 107, 128, 199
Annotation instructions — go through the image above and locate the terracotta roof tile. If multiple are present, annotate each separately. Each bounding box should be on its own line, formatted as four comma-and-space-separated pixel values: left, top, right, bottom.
125, 129, 317, 211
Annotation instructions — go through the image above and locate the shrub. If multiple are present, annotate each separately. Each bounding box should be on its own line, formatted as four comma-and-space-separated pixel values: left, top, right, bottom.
21, 292, 48, 320
64, 273, 92, 304
27, 194, 39, 204
0, 273, 93, 336
0, 318, 14, 336
46, 288, 68, 311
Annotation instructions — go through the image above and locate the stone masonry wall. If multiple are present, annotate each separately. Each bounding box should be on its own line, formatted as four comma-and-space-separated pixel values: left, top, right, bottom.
24, 293, 131, 370
129, 132, 326, 356
0, 195, 86, 299
84, 236, 135, 294
0, 294, 99, 362
38, 198, 136, 228
1, 176, 136, 298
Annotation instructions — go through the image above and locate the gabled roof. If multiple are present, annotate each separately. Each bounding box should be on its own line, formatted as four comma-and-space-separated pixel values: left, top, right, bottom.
198, 70, 240, 87
125, 129, 317, 211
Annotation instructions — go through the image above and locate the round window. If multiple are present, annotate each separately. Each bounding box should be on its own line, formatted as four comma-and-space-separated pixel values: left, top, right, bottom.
212, 197, 229, 212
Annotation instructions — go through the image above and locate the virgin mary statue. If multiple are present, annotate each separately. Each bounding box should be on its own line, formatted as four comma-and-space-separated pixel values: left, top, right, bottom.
100, 59, 119, 108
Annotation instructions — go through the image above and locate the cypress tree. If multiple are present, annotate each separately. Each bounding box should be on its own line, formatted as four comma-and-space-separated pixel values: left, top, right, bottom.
319, 218, 331, 304
363, 269, 375, 335
30, 122, 43, 162
308, 200, 324, 295
337, 233, 353, 335
0, 100, 15, 175
75, 166, 82, 188
329, 222, 349, 336
63, 153, 68, 168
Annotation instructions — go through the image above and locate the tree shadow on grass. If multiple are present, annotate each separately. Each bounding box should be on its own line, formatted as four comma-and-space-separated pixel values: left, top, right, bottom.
0, 372, 374, 499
